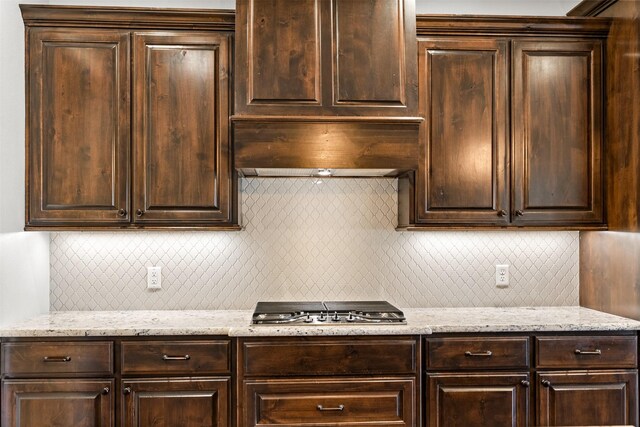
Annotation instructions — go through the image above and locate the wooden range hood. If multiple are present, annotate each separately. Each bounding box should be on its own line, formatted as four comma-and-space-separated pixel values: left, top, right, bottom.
232, 0, 421, 177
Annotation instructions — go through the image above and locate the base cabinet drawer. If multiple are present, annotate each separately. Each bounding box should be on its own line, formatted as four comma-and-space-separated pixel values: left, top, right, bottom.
426, 372, 530, 427
536, 336, 637, 369
243, 378, 416, 426
536, 370, 638, 426
2, 378, 114, 427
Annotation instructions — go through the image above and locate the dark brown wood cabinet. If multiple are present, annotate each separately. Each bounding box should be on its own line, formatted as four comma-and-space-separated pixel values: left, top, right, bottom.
26, 27, 131, 226
2, 379, 114, 427
512, 40, 603, 226
234, 0, 417, 116
427, 373, 530, 427
119, 338, 231, 427
536, 370, 638, 426
122, 378, 229, 427
415, 38, 509, 225
400, 17, 609, 229
132, 32, 233, 224
237, 336, 419, 427
22, 6, 238, 230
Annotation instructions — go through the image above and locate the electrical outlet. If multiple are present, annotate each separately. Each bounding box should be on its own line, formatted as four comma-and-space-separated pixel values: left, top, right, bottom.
495, 264, 509, 288
147, 266, 161, 290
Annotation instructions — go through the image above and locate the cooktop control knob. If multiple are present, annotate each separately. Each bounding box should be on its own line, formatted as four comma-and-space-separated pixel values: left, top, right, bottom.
331, 312, 340, 322
318, 312, 327, 322
346, 312, 356, 322
304, 313, 313, 323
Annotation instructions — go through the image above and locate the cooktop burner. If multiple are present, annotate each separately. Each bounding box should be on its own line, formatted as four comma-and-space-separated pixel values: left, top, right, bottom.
252, 301, 406, 325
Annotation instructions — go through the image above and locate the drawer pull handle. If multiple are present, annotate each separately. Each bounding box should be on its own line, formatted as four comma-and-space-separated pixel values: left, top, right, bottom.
162, 354, 191, 361
317, 404, 345, 412
43, 356, 71, 363
574, 349, 602, 356
464, 351, 492, 357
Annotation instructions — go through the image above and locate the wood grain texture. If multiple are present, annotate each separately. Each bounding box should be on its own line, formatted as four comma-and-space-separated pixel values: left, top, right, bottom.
536, 335, 637, 368
426, 337, 529, 370
2, 379, 114, 427
132, 31, 233, 224
536, 370, 638, 426
2, 341, 113, 377
235, 0, 418, 116
27, 28, 130, 225
20, 5, 235, 31
121, 378, 229, 427
243, 378, 415, 426
426, 372, 529, 427
512, 39, 604, 225
580, 231, 640, 320
240, 338, 417, 376
121, 340, 230, 375
233, 117, 420, 170
416, 38, 508, 225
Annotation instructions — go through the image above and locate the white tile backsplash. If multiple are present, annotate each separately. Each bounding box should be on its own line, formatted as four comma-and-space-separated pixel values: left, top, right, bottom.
50, 178, 579, 310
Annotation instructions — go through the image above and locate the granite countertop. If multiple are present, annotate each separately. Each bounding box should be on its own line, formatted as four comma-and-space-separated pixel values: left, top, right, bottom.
1, 306, 639, 338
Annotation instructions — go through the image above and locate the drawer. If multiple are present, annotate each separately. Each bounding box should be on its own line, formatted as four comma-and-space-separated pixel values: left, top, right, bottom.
121, 340, 230, 375
241, 338, 417, 376
427, 337, 530, 370
2, 341, 113, 377
536, 335, 637, 369
244, 378, 415, 426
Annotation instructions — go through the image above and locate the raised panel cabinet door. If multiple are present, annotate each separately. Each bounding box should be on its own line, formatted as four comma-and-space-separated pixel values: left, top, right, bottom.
2, 379, 114, 427
331, 0, 417, 113
235, 0, 323, 112
133, 32, 233, 224
416, 38, 509, 224
27, 28, 130, 226
512, 40, 604, 225
427, 372, 530, 427
121, 378, 229, 427
536, 370, 638, 426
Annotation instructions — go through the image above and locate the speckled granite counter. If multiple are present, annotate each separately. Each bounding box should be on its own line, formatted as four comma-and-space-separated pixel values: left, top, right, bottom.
1, 307, 639, 338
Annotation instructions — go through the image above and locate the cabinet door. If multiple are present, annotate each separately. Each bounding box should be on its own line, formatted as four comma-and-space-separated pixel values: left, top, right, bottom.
536, 370, 638, 426
427, 372, 530, 427
512, 40, 604, 225
121, 378, 229, 427
2, 379, 114, 426
416, 38, 509, 225
133, 32, 233, 224
27, 28, 130, 226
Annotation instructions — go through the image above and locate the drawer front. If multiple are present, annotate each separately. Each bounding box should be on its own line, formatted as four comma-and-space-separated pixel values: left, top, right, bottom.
536, 335, 637, 369
241, 338, 417, 376
121, 340, 230, 375
244, 378, 415, 426
427, 337, 530, 370
2, 341, 113, 376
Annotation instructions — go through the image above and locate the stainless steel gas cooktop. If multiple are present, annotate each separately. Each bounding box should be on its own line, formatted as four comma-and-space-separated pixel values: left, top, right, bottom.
251, 301, 406, 325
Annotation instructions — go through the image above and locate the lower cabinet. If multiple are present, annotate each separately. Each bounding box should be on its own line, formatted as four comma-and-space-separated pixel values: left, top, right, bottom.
244, 377, 415, 426
122, 377, 229, 427
536, 370, 638, 426
238, 336, 420, 427
426, 373, 529, 427
2, 378, 114, 427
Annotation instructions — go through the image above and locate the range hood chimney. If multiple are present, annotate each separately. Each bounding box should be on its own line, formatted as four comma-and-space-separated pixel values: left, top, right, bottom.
232, 0, 422, 177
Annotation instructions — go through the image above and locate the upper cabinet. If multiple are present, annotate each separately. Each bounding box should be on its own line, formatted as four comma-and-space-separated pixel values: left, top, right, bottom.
22, 7, 238, 230
232, 0, 422, 175
399, 17, 609, 229
234, 0, 417, 116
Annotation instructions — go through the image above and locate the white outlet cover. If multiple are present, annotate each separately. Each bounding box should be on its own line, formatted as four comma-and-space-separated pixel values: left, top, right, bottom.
495, 264, 509, 288
147, 266, 162, 290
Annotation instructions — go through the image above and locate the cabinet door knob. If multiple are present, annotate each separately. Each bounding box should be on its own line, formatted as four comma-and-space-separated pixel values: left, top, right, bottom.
118, 209, 127, 217
136, 209, 144, 217
541, 379, 551, 387
101, 387, 110, 395
123, 387, 132, 395
515, 210, 524, 217
497, 209, 507, 217
520, 380, 530, 387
